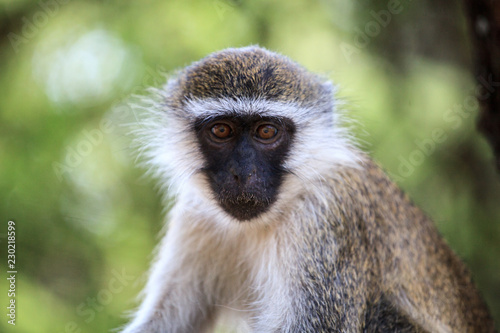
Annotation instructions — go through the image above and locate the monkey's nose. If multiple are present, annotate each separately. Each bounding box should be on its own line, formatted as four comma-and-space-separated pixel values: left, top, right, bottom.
232, 173, 240, 182
228, 163, 256, 185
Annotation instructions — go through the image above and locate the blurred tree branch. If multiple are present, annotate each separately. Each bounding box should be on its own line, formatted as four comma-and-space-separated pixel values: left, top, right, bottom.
464, 0, 500, 171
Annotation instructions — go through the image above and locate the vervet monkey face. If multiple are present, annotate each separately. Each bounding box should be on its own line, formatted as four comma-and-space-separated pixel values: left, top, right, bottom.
195, 114, 295, 221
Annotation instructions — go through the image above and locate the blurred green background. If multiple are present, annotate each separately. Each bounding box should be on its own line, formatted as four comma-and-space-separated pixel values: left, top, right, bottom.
1, 0, 499, 332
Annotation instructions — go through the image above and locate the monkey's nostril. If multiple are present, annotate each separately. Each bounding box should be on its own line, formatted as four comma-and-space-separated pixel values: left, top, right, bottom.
233, 174, 239, 182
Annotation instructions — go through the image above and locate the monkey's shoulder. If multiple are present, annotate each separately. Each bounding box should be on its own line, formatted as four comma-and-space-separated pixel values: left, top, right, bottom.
321, 158, 428, 226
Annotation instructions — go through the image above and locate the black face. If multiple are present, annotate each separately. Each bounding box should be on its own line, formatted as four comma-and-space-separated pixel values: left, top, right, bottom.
195, 114, 295, 221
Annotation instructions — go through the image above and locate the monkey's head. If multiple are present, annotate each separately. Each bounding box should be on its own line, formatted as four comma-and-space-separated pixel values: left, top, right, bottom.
141, 46, 358, 222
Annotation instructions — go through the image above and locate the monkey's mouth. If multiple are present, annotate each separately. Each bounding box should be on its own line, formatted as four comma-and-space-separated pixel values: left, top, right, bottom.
218, 192, 272, 221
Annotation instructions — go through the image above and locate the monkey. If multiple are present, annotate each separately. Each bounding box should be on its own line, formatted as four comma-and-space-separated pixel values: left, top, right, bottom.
120, 46, 495, 333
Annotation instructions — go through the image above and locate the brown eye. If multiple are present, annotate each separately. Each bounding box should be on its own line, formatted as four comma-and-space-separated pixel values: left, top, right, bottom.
211, 123, 232, 139
256, 124, 278, 140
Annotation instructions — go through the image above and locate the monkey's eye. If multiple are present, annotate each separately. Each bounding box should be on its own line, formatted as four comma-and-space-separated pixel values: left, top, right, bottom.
256, 124, 278, 141
211, 123, 232, 139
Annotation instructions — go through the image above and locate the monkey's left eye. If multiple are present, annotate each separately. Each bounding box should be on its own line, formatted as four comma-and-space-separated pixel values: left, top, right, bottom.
211, 123, 232, 139
256, 124, 278, 141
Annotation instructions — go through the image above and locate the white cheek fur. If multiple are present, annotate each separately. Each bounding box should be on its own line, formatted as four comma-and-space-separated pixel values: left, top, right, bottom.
133, 90, 360, 226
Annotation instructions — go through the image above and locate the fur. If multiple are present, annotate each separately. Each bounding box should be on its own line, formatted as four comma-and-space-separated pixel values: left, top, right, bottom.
120, 46, 495, 333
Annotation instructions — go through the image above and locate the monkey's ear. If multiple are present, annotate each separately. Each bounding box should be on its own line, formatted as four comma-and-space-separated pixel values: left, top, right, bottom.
310, 80, 337, 108
322, 81, 338, 97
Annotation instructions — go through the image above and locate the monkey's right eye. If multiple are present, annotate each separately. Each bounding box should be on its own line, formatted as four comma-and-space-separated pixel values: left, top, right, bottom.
211, 124, 232, 139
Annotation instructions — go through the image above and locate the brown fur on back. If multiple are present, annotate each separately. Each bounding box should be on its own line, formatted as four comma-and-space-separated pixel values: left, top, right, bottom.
291, 158, 496, 332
